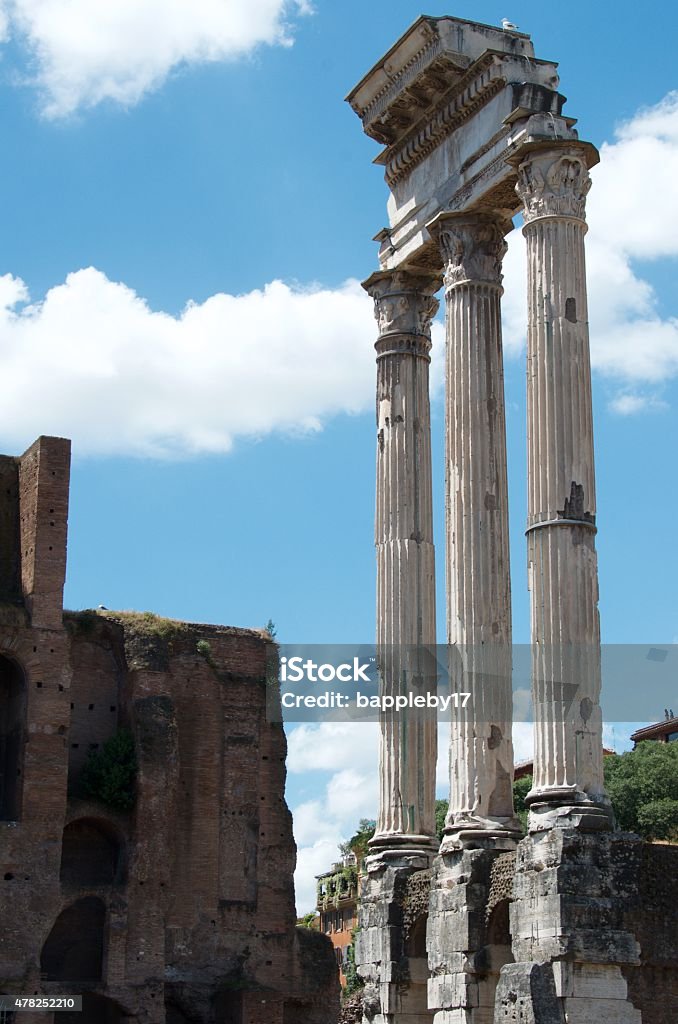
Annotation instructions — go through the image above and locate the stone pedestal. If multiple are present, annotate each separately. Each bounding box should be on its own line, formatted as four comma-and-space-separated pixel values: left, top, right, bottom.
428, 845, 516, 1024
357, 853, 433, 1024
499, 830, 643, 1023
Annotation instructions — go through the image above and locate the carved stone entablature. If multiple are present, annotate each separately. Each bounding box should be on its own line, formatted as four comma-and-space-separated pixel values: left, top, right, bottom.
381, 57, 506, 186
428, 212, 511, 288
346, 14, 535, 149
363, 270, 440, 351
515, 146, 593, 223
362, 49, 471, 146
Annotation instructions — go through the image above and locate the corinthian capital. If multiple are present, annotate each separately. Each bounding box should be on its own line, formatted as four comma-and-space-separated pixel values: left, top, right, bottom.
427, 212, 511, 289
515, 146, 592, 224
363, 270, 440, 341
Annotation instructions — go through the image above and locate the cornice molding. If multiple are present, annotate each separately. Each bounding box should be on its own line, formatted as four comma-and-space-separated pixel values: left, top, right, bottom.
380, 57, 506, 186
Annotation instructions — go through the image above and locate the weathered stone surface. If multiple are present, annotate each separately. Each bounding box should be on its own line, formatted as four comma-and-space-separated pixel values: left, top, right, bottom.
428, 211, 518, 846
428, 848, 514, 1021
365, 270, 439, 856
346, 16, 567, 272
0, 437, 339, 1024
494, 962, 564, 1024
510, 141, 610, 821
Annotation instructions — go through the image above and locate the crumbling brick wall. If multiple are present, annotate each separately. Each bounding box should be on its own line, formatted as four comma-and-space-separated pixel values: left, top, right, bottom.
0, 437, 338, 1024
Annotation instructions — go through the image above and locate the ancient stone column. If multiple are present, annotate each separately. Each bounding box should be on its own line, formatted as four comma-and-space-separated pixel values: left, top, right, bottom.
514, 142, 610, 828
428, 211, 519, 849
364, 269, 439, 856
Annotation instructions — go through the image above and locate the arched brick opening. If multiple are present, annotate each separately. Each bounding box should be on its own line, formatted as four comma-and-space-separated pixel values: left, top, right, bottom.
40, 896, 106, 983
60, 818, 123, 887
403, 913, 433, 1020
0, 654, 26, 821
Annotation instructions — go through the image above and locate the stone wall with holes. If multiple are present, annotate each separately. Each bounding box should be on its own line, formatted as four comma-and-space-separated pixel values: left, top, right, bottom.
621, 842, 678, 1024
0, 436, 338, 1024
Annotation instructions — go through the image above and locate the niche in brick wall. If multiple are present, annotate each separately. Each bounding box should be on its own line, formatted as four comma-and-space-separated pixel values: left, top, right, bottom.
40, 896, 106, 983
60, 818, 124, 887
0, 654, 26, 821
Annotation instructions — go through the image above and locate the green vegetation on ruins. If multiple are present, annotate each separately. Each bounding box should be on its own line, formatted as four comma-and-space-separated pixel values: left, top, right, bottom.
80, 728, 137, 811
65, 607, 192, 641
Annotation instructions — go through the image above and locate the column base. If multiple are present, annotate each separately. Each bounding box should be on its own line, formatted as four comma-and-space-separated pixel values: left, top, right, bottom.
357, 849, 434, 1023
526, 789, 613, 833
367, 833, 439, 867
440, 816, 522, 853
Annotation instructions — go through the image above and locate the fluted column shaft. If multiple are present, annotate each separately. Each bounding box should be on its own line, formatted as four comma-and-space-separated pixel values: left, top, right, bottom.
365, 269, 439, 853
430, 213, 518, 845
515, 143, 608, 815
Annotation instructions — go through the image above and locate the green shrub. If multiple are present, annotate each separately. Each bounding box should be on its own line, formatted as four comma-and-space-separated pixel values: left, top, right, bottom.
80, 728, 137, 810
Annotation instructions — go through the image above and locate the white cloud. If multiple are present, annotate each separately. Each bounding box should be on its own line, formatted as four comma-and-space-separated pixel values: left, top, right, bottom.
287, 722, 379, 776
591, 92, 678, 261
0, 0, 311, 117
294, 839, 337, 915
512, 722, 533, 764
608, 392, 669, 416
0, 269, 374, 457
502, 92, 678, 410
289, 743, 379, 913
4, 94, 678, 458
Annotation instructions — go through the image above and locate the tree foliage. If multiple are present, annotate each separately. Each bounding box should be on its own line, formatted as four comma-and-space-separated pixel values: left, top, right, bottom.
435, 799, 448, 841
80, 728, 137, 810
339, 818, 376, 864
513, 775, 532, 832
297, 911, 318, 929
604, 740, 678, 839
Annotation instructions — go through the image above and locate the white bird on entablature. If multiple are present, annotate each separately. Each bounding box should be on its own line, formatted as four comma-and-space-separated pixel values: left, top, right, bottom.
502, 18, 519, 31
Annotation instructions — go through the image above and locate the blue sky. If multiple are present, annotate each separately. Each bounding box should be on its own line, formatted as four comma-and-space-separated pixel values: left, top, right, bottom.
1, 1, 677, 911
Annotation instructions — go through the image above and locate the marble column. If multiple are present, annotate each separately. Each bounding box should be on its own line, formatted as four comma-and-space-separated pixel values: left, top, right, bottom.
513, 142, 610, 827
364, 269, 439, 856
428, 211, 519, 849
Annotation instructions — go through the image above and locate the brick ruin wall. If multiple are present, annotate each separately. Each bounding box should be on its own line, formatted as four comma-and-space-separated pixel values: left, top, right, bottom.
0, 437, 339, 1024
